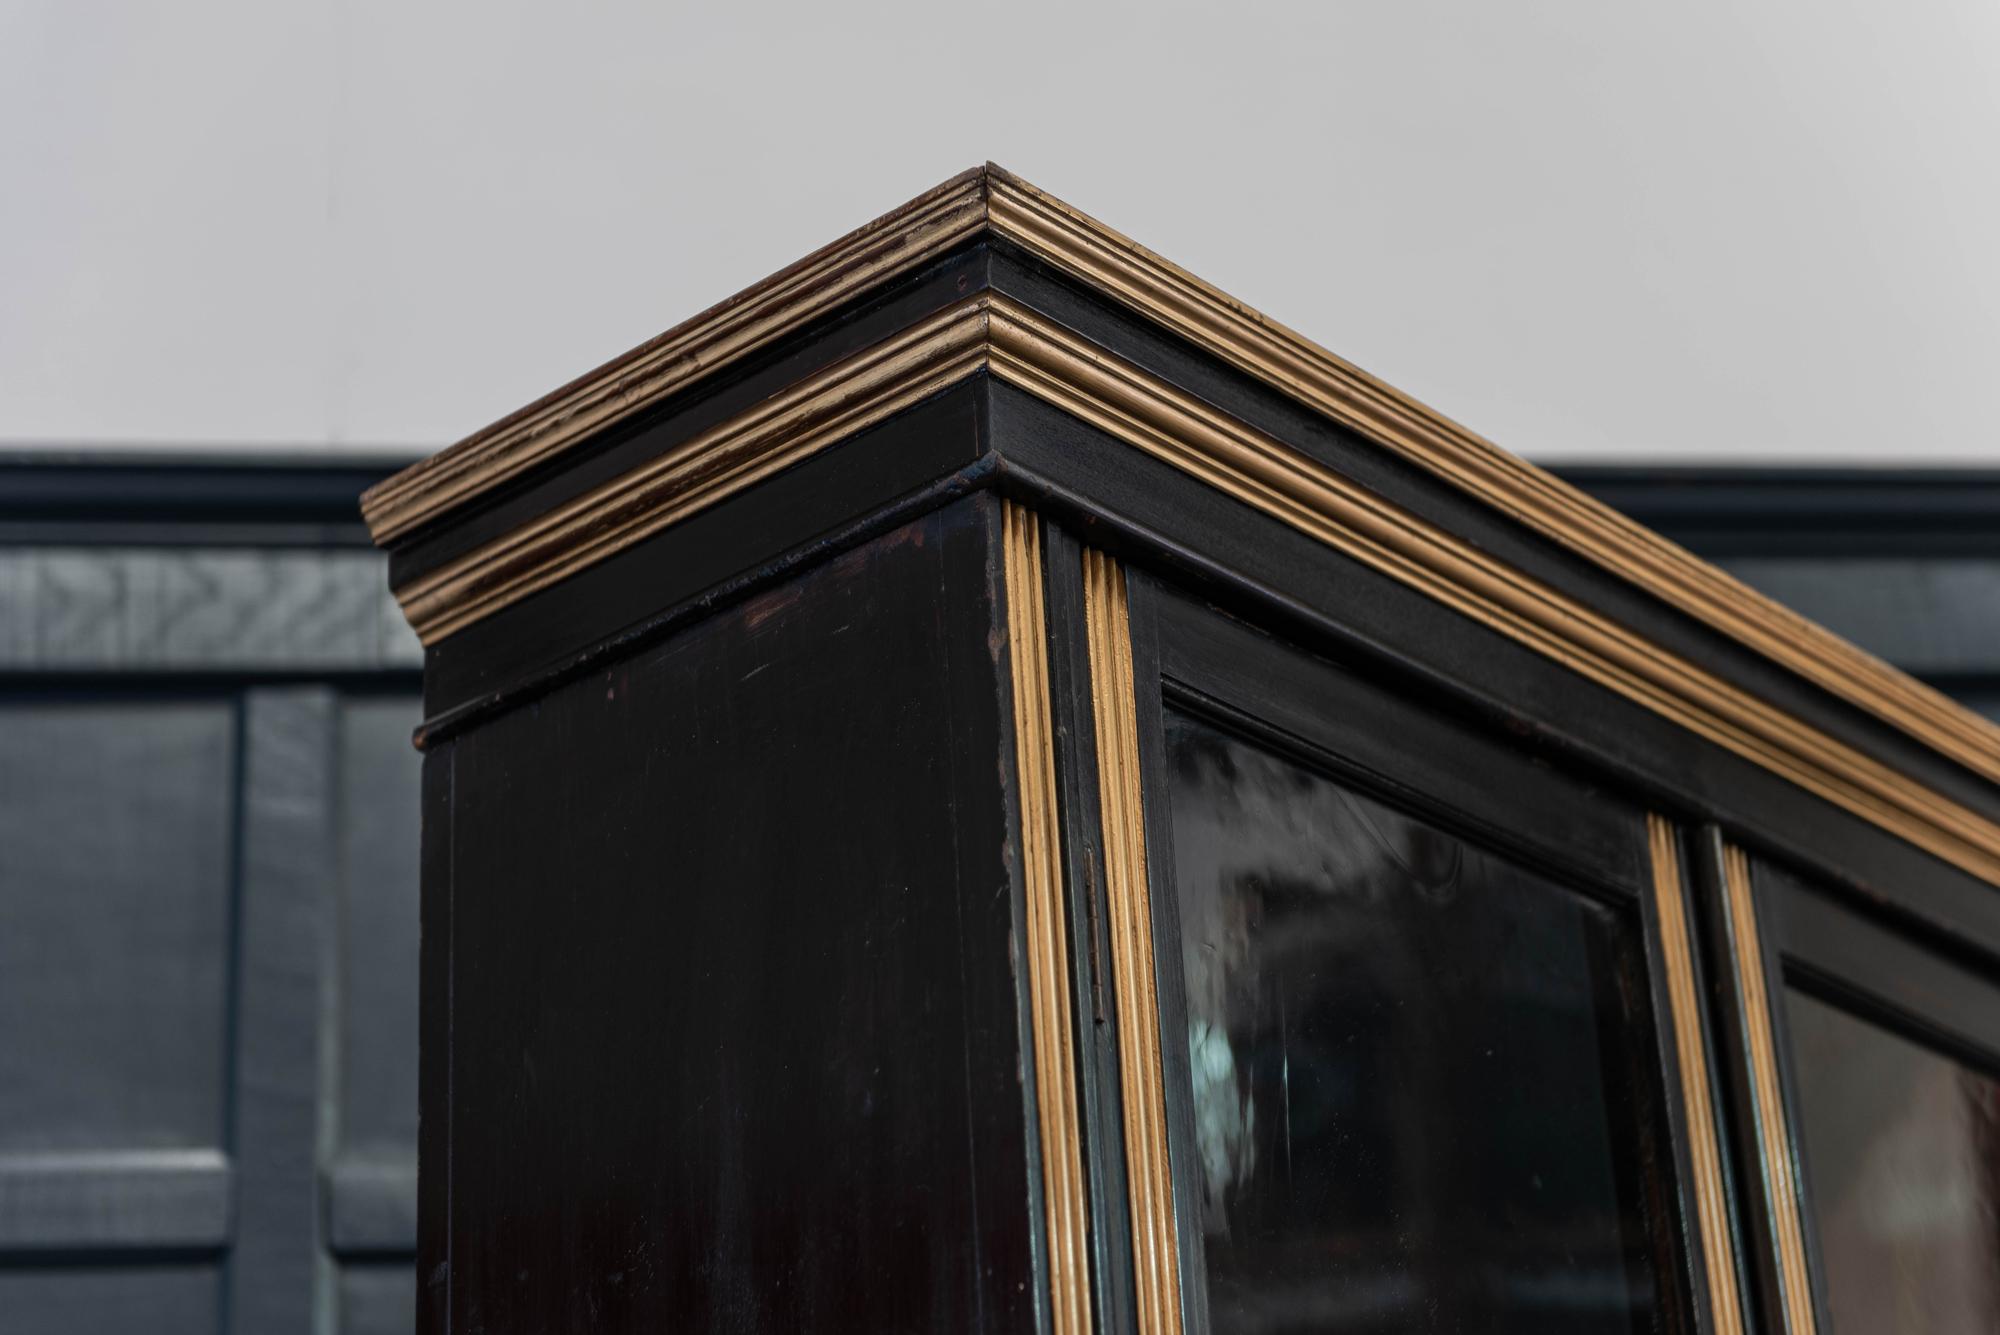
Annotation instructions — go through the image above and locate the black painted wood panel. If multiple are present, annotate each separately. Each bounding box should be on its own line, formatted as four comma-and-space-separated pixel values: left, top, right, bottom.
436, 495, 1037, 1331
418, 379, 990, 727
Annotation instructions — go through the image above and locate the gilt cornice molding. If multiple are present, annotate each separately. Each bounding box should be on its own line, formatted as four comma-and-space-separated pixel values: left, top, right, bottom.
359, 168, 991, 546
397, 300, 988, 644
384, 291, 2000, 886
981, 168, 2000, 794
366, 164, 2000, 801
983, 298, 2000, 886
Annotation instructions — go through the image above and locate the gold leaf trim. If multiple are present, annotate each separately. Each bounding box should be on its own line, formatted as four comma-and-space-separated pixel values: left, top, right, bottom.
983, 298, 2000, 886
1082, 550, 1184, 1335
1720, 843, 1819, 1335
981, 167, 2000, 792
365, 165, 2000, 789
360, 168, 989, 542
1650, 814, 1747, 1335
1002, 502, 1093, 1335
391, 292, 2000, 887
397, 301, 988, 644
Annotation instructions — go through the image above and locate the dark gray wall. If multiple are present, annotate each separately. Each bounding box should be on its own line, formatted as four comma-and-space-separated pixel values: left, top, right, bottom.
1563, 468, 2000, 726
0, 459, 422, 1335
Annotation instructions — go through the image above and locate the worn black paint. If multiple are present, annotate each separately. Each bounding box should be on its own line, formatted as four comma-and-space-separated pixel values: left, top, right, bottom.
420, 381, 991, 724
1763, 857, 2000, 1072
1038, 521, 1139, 1335
435, 498, 1035, 1331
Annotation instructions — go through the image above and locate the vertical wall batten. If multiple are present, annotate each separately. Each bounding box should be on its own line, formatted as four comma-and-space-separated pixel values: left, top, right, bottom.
1082, 549, 1184, 1335
1649, 814, 1747, 1335
1003, 503, 1094, 1335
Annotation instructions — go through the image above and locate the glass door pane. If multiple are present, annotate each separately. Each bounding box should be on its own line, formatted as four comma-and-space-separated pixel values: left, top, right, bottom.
1785, 989, 2000, 1334
1164, 710, 1680, 1333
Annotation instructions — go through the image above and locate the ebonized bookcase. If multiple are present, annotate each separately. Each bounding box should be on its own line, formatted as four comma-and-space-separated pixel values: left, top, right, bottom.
365, 167, 2000, 1335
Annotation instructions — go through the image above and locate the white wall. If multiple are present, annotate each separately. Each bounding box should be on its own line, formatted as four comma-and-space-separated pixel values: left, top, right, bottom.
5, 1, 1999, 463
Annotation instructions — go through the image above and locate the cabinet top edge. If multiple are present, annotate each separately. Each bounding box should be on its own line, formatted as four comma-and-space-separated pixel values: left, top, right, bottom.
359, 162, 2000, 801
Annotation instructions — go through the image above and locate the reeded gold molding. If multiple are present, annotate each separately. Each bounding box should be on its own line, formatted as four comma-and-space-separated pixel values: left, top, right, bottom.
1720, 843, 1819, 1335
981, 167, 2000, 792
1002, 503, 1094, 1335
365, 164, 2000, 787
359, 167, 989, 543
1082, 551, 1184, 1335
981, 298, 2000, 887
1650, 815, 1747, 1335
394, 290, 2000, 886
398, 300, 989, 644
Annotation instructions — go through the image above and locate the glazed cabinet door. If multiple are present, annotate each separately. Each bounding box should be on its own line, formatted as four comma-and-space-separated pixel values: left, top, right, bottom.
1068, 556, 1734, 1335
1699, 845, 2000, 1335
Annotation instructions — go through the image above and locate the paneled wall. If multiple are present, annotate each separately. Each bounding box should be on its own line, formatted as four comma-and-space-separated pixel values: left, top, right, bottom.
1564, 469, 2000, 725
0, 459, 421, 1335
0, 458, 1990, 1332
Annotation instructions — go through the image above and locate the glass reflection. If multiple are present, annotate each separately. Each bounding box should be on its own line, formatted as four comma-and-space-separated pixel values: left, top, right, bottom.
1786, 989, 2000, 1334
1165, 712, 1680, 1334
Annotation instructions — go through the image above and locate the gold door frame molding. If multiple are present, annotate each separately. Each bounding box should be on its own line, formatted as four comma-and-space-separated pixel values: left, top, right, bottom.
1002, 503, 1093, 1335
1718, 842, 1820, 1335
363, 165, 2000, 793
1650, 815, 1748, 1335
1082, 550, 1184, 1335
385, 292, 2000, 888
